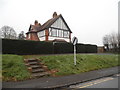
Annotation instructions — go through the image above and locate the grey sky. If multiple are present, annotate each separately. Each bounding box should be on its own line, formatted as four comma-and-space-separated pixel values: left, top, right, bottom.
0, 0, 119, 46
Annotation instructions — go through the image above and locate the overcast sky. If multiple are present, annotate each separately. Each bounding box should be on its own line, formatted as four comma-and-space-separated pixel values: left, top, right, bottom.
0, 0, 119, 46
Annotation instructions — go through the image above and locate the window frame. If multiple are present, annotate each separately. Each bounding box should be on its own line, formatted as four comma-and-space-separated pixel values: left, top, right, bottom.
37, 30, 45, 37
51, 28, 57, 37
49, 27, 69, 38
63, 31, 69, 38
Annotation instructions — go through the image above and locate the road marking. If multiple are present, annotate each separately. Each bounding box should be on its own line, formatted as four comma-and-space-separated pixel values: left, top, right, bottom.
79, 84, 94, 88
78, 77, 114, 88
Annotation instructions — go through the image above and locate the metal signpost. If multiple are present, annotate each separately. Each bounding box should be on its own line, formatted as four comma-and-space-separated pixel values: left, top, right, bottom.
72, 37, 78, 66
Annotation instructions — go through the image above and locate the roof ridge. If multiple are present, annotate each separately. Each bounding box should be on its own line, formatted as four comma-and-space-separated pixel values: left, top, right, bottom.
38, 15, 61, 31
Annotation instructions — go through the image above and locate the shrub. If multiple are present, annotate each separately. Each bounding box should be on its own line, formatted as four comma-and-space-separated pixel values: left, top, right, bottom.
2, 39, 97, 55
54, 42, 73, 54
2, 39, 54, 55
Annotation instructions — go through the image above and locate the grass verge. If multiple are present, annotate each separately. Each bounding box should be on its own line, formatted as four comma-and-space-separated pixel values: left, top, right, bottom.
2, 54, 119, 81
2, 54, 30, 81
38, 54, 119, 76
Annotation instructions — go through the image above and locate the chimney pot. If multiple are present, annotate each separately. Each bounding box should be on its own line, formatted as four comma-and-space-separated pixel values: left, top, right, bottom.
34, 20, 38, 25
53, 12, 57, 18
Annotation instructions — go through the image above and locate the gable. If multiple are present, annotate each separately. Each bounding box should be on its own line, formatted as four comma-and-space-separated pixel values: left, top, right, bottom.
51, 17, 69, 30
32, 14, 72, 33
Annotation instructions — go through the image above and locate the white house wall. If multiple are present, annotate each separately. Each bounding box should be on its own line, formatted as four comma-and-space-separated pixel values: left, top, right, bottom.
48, 36, 69, 42
51, 17, 68, 30
37, 30, 45, 41
37, 30, 45, 37
39, 36, 45, 41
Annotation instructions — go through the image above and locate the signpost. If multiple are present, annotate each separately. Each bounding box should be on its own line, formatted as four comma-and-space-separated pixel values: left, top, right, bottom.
72, 37, 78, 66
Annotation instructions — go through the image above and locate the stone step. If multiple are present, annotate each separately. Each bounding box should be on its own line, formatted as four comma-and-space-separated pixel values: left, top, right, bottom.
32, 72, 49, 77
28, 62, 39, 65
24, 58, 50, 78
24, 59, 39, 62
30, 65, 42, 69
32, 69, 44, 73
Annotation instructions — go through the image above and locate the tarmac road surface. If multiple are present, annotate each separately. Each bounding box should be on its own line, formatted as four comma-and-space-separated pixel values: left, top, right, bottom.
70, 74, 120, 88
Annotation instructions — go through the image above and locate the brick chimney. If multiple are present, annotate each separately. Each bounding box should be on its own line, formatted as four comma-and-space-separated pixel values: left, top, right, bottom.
53, 12, 57, 18
34, 20, 39, 26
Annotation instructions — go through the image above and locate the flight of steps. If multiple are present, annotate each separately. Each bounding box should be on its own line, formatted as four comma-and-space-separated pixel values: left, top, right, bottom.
24, 58, 50, 78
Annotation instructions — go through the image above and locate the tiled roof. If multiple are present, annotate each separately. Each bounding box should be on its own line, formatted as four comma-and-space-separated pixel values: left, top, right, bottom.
27, 14, 72, 33
39, 15, 60, 30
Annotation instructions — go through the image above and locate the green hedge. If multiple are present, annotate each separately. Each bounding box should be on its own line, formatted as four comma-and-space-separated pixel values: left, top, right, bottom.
2, 39, 54, 55
54, 43, 97, 54
54, 43, 73, 54
76, 44, 86, 53
2, 39, 97, 55
85, 44, 97, 53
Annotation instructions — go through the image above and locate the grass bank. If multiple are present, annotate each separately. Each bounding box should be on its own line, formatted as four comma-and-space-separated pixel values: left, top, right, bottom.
2, 54, 30, 81
2, 54, 119, 81
24, 54, 119, 76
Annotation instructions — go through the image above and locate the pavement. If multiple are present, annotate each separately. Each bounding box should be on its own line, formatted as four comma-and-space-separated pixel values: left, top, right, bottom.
2, 66, 120, 89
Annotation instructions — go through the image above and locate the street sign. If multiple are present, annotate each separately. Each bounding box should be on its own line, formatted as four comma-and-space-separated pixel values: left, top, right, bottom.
72, 37, 78, 45
72, 37, 78, 66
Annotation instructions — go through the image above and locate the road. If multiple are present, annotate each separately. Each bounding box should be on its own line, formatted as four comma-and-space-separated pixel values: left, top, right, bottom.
70, 74, 119, 88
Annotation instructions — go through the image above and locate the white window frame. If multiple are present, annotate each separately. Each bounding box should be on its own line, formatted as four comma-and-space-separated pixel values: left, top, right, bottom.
51, 28, 57, 37
58, 30, 63, 37
63, 31, 69, 38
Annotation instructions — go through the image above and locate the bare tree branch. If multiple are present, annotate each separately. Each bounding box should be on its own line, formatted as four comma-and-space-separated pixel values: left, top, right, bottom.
103, 32, 119, 52
0, 25, 17, 39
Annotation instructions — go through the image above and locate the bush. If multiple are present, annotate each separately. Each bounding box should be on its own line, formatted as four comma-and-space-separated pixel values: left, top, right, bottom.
2, 39, 97, 55
54, 42, 73, 54
2, 39, 54, 55
85, 44, 97, 53
76, 43, 86, 53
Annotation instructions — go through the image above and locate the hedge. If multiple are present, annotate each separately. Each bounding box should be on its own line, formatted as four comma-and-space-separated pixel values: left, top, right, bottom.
54, 43, 97, 54
2, 39, 97, 55
54, 42, 73, 54
2, 39, 54, 55
85, 44, 97, 53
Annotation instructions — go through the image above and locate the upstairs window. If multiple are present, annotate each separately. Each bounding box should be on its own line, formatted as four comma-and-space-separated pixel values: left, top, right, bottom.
51, 28, 57, 37
49, 28, 69, 38
58, 30, 63, 37
63, 31, 69, 38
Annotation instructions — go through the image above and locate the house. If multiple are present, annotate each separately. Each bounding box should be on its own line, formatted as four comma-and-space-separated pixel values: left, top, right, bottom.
26, 12, 72, 42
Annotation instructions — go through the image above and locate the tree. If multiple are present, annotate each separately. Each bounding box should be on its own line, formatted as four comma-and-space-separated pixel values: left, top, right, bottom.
109, 32, 118, 51
103, 35, 110, 51
18, 31, 25, 40
103, 32, 119, 52
0, 26, 17, 39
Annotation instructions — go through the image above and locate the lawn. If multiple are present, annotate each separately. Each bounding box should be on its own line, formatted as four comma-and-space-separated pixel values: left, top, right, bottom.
2, 54, 119, 81
24, 54, 119, 76
2, 54, 30, 81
